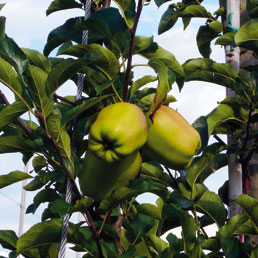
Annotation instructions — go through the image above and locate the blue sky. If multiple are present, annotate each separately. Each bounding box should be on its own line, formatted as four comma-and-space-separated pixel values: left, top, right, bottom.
0, 0, 228, 257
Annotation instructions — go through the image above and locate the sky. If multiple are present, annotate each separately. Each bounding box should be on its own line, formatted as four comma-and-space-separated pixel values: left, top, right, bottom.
0, 0, 228, 257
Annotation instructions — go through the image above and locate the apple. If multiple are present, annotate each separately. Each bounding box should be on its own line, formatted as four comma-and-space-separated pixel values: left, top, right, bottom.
88, 102, 147, 163
142, 106, 201, 170
79, 150, 142, 200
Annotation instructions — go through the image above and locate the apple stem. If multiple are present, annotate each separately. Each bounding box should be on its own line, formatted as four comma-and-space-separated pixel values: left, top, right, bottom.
123, 0, 144, 101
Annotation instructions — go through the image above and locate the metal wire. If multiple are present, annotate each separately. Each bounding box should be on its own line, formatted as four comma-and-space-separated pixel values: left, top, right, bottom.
58, 1, 91, 257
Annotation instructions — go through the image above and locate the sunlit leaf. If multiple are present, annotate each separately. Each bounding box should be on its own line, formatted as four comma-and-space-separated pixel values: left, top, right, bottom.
148, 58, 170, 114
60, 44, 119, 78
22, 48, 51, 73
183, 58, 238, 89
235, 21, 258, 52
139, 42, 185, 89
26, 65, 54, 118
0, 58, 31, 109
0, 101, 28, 129
0, 37, 28, 74
234, 194, 258, 233
181, 5, 212, 18
113, 0, 136, 28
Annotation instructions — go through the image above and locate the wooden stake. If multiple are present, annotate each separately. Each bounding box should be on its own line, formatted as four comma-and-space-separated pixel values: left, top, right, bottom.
225, 0, 242, 218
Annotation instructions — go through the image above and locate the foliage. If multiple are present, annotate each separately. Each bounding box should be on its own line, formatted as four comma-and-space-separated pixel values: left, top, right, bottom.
0, 0, 258, 257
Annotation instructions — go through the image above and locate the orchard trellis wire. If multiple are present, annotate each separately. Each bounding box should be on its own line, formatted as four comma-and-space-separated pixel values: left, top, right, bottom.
58, 1, 91, 257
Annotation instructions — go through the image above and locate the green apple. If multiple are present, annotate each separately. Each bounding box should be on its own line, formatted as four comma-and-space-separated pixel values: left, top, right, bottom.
88, 102, 147, 163
142, 105, 201, 170
79, 150, 142, 200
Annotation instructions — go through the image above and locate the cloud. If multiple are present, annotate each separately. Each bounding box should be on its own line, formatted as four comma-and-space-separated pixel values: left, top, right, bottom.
1, 0, 83, 50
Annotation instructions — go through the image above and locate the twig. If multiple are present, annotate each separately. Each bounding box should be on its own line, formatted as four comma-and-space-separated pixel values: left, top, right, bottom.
83, 212, 104, 258
165, 166, 179, 190
191, 207, 208, 239
123, 0, 144, 101
54, 93, 77, 107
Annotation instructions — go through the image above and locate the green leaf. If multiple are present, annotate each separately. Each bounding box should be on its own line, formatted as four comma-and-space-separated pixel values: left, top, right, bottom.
234, 194, 258, 233
181, 5, 212, 18
139, 43, 185, 90
113, 0, 136, 28
0, 57, 30, 109
43, 17, 82, 56
218, 213, 249, 238
0, 3, 5, 11
192, 116, 209, 151
215, 31, 236, 46
235, 21, 258, 52
197, 21, 223, 58
0, 136, 38, 153
26, 65, 54, 118
16, 219, 86, 256
47, 58, 92, 96
0, 230, 17, 250
183, 58, 238, 89
80, 15, 122, 56
123, 214, 155, 241
22, 48, 51, 73
251, 246, 258, 258
46, 0, 83, 16
158, 5, 178, 35
154, 0, 169, 7
207, 104, 236, 136
46, 111, 73, 174
0, 101, 28, 129
33, 189, 60, 210
148, 58, 170, 114
130, 75, 157, 99
196, 190, 227, 228
179, 211, 196, 253
73, 198, 92, 213
60, 44, 119, 78
50, 199, 73, 217
247, 0, 258, 18
133, 36, 154, 54
32, 156, 47, 172
0, 171, 32, 189
23, 177, 45, 191
147, 233, 169, 253
186, 143, 226, 189
0, 37, 28, 74
234, 219, 258, 236
60, 95, 110, 128
137, 203, 162, 220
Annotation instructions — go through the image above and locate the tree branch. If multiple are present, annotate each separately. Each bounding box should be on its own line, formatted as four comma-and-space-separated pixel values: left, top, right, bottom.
123, 0, 144, 101
54, 93, 77, 106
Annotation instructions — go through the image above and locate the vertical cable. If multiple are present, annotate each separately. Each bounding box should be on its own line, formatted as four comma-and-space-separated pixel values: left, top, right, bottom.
58, 1, 91, 257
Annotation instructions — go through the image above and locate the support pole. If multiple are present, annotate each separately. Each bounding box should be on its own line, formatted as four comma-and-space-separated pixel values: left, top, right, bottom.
225, 0, 242, 218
